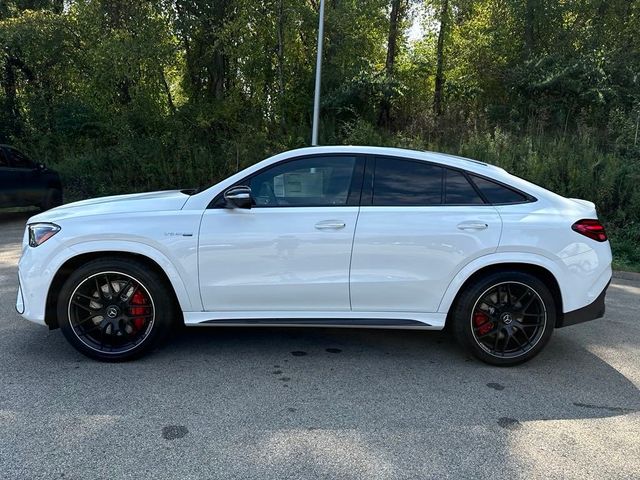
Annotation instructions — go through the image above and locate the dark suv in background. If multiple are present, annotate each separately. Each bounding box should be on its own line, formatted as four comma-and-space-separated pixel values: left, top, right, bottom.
0, 145, 63, 211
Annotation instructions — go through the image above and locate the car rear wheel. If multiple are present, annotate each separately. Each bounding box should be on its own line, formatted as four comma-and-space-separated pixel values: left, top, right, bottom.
451, 271, 556, 366
57, 258, 176, 361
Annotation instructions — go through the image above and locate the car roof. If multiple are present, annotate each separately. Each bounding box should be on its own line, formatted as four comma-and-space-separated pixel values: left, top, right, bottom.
272, 145, 504, 174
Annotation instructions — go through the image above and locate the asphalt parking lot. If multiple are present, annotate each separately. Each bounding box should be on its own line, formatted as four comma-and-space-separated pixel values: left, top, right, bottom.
0, 211, 638, 479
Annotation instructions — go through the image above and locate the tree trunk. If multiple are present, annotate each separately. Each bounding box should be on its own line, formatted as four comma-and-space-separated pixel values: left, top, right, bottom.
2, 60, 20, 137
160, 68, 176, 114
378, 0, 403, 127
433, 0, 448, 117
524, 0, 534, 57
277, 0, 286, 129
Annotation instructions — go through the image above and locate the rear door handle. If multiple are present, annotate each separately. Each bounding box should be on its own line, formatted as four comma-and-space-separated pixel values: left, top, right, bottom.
315, 220, 346, 230
457, 222, 488, 231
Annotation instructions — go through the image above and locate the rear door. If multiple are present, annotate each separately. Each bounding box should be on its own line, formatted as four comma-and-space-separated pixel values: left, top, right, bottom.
349, 156, 502, 313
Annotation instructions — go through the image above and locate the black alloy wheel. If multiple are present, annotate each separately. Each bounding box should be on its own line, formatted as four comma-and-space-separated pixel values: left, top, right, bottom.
58, 258, 176, 361
470, 281, 547, 359
451, 271, 556, 366
68, 271, 156, 354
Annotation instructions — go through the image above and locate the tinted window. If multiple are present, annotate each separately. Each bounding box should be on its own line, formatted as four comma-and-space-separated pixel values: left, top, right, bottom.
249, 156, 357, 207
8, 148, 34, 169
373, 157, 443, 206
470, 175, 528, 204
445, 169, 484, 205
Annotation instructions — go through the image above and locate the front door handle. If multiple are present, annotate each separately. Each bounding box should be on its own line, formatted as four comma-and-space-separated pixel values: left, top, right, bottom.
315, 220, 346, 230
457, 222, 488, 231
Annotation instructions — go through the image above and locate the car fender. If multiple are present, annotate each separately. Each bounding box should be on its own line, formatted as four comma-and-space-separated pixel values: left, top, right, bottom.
437, 252, 566, 314
52, 239, 199, 313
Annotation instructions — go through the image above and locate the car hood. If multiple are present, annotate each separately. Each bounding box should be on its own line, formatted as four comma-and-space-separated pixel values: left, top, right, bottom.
29, 190, 191, 223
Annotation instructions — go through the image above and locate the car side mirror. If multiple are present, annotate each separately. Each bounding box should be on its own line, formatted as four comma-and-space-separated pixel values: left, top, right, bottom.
224, 186, 253, 209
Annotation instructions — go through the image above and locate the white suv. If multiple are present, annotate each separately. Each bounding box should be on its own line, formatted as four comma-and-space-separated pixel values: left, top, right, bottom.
17, 146, 612, 365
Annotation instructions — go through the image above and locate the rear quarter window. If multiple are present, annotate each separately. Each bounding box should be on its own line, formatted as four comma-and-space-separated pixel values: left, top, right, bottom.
470, 175, 529, 204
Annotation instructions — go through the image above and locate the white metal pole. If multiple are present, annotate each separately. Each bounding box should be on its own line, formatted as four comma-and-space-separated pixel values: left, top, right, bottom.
311, 0, 325, 146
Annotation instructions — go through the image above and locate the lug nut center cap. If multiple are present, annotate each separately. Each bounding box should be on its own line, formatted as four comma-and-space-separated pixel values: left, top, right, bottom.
106, 306, 120, 319
501, 312, 513, 325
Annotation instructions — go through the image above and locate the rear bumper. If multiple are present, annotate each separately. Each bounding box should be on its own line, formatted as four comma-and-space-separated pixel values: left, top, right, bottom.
557, 280, 609, 328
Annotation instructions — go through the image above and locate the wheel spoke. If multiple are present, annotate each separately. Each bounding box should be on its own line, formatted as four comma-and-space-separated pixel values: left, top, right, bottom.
77, 323, 102, 337
521, 294, 537, 313
104, 274, 114, 299
124, 284, 139, 305
500, 333, 509, 354
515, 326, 535, 348
71, 300, 97, 314
515, 289, 531, 306
74, 292, 101, 304
519, 321, 544, 328
510, 332, 527, 352
477, 327, 500, 340
492, 330, 501, 353
118, 280, 133, 300
75, 313, 100, 326
481, 299, 500, 310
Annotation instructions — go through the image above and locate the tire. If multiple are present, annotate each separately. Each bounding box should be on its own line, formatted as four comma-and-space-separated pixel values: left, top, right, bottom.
40, 188, 62, 211
451, 271, 556, 366
57, 257, 176, 361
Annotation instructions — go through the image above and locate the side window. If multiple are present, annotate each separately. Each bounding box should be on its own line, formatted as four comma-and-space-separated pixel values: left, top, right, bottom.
248, 156, 357, 207
373, 157, 443, 206
470, 174, 528, 204
8, 148, 34, 169
445, 169, 484, 205
0, 149, 8, 168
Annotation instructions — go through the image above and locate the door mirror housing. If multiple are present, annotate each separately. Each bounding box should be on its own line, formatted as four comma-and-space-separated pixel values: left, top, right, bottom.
224, 186, 253, 209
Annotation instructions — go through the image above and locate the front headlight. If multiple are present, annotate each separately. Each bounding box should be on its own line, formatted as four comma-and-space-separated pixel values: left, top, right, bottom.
28, 223, 61, 247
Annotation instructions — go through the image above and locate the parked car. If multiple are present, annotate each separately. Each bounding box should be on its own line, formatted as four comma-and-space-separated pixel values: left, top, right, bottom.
16, 146, 612, 365
0, 145, 63, 211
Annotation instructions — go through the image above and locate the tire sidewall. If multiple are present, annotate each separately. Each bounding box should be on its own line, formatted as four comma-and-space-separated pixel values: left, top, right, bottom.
57, 258, 175, 361
452, 271, 556, 366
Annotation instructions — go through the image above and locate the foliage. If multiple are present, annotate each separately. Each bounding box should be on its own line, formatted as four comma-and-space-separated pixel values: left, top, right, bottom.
1, 0, 639, 268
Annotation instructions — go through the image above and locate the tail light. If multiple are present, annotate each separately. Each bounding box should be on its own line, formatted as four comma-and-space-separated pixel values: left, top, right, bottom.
571, 219, 607, 242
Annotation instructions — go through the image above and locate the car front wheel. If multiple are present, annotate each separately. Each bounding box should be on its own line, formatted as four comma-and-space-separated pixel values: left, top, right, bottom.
57, 258, 176, 361
451, 271, 556, 366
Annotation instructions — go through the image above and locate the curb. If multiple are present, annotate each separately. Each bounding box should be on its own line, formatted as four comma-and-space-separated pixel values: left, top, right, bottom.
613, 270, 640, 282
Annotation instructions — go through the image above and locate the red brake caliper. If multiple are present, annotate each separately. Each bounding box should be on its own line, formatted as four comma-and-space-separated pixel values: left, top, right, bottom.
130, 290, 148, 331
473, 311, 493, 336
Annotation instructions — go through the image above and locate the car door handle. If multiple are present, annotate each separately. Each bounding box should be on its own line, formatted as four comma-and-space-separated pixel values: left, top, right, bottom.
315, 220, 346, 230
457, 222, 488, 231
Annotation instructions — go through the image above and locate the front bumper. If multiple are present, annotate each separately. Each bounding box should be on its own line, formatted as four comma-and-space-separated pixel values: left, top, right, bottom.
15, 279, 25, 314
557, 280, 610, 328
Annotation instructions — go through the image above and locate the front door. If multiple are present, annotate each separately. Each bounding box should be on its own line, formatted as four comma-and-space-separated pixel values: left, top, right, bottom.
198, 155, 363, 312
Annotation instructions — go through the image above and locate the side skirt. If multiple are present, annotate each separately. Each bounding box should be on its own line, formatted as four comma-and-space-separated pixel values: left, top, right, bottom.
182, 311, 446, 330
